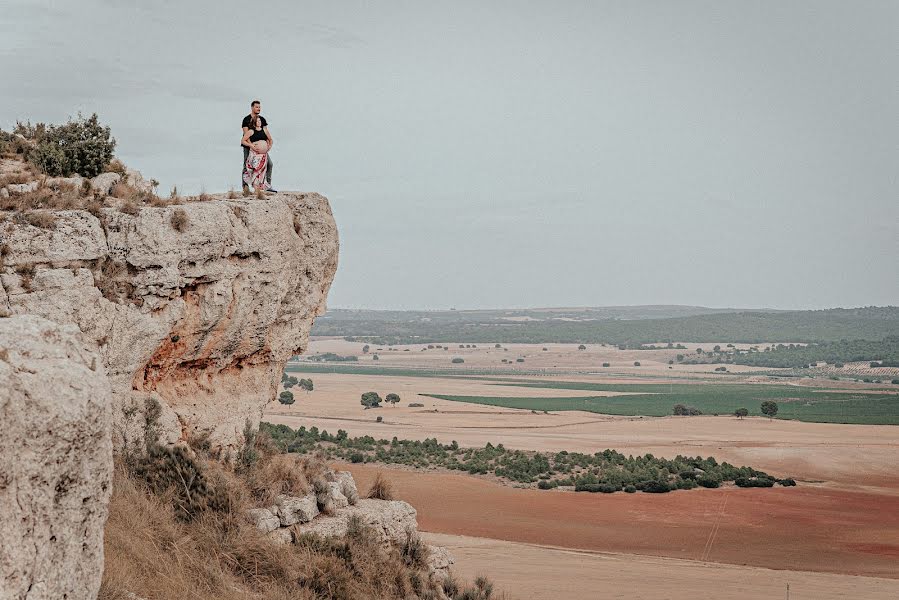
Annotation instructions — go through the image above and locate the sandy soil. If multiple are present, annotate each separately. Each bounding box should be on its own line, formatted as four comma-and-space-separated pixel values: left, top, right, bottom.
423, 532, 899, 600
343, 463, 899, 579
267, 373, 899, 489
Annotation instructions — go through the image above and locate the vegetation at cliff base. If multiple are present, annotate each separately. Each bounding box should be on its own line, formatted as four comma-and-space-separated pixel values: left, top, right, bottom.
260, 422, 795, 494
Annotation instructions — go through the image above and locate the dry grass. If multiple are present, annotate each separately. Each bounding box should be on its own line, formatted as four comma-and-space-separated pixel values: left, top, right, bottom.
15, 264, 34, 292
170, 208, 189, 232
119, 199, 140, 215
255, 187, 265, 200
366, 472, 394, 500
0, 173, 30, 187
106, 158, 128, 176
244, 453, 309, 506
227, 188, 238, 199
24, 210, 56, 229
99, 445, 476, 600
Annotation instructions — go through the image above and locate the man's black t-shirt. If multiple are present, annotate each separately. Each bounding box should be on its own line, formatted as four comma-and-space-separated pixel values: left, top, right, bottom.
241, 115, 268, 145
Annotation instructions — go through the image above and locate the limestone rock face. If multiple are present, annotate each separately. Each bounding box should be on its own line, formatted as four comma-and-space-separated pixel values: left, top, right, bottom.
0, 315, 113, 600
246, 508, 281, 533
274, 493, 319, 526
295, 499, 419, 547
335, 470, 359, 505
0, 192, 339, 451
90, 172, 121, 195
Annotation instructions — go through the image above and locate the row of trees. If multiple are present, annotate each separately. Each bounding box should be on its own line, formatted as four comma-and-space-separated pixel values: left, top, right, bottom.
361, 392, 401, 409
278, 374, 314, 405
672, 401, 779, 419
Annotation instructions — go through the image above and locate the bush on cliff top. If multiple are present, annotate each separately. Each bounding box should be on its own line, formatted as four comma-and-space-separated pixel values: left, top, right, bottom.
18, 113, 116, 178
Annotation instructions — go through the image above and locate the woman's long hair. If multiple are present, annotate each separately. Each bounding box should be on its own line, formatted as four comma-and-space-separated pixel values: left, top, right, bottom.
247, 114, 260, 130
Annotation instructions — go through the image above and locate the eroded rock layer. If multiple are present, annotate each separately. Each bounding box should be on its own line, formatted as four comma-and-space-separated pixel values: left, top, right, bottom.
0, 193, 339, 450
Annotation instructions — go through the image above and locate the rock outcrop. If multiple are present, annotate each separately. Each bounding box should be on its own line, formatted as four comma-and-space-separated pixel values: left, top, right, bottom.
0, 192, 339, 451
246, 471, 454, 579
0, 315, 113, 599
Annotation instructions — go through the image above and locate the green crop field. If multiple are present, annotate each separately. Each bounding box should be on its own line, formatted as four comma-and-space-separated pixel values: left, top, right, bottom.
423, 381, 899, 425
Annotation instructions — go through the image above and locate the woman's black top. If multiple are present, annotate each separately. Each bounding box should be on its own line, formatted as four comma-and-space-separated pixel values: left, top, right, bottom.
242, 115, 269, 143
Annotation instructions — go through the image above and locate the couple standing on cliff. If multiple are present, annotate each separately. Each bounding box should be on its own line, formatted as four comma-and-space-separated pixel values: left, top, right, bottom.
241, 99, 278, 193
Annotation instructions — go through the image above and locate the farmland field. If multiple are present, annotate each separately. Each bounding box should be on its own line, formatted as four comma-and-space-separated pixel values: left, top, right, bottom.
423, 382, 899, 424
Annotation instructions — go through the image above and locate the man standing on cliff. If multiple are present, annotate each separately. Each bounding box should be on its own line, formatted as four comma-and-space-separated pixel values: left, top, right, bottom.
241, 100, 276, 193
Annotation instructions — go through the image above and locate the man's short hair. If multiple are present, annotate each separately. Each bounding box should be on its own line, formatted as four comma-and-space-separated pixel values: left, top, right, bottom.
250, 100, 261, 107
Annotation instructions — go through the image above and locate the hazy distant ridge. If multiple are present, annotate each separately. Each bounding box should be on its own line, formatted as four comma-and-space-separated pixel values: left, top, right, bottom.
311, 306, 899, 344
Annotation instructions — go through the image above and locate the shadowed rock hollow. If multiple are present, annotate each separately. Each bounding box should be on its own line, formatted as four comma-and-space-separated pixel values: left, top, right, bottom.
0, 192, 339, 451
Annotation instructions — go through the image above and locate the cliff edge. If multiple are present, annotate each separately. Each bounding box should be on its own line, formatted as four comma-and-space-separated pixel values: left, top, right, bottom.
0, 191, 339, 451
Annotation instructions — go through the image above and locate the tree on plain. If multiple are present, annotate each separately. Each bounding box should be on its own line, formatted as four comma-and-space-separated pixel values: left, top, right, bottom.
760, 400, 779, 419
734, 407, 749, 419
361, 391, 382, 409
386, 393, 400, 406
278, 390, 295, 406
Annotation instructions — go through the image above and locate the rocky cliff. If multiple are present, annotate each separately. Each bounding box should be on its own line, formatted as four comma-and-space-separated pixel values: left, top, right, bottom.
0, 191, 339, 451
0, 315, 113, 599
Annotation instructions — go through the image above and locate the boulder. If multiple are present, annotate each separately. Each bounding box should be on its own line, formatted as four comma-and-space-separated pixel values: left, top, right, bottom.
0, 315, 113, 600
246, 508, 281, 533
335, 470, 359, 505
268, 528, 293, 545
295, 499, 418, 547
90, 172, 121, 195
6, 181, 39, 194
125, 168, 154, 194
327, 481, 350, 508
426, 545, 455, 577
0, 187, 8, 198
275, 493, 319, 526
46, 176, 85, 190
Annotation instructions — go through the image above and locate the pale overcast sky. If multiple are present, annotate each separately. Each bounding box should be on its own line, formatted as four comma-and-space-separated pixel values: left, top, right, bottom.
2, 1, 897, 310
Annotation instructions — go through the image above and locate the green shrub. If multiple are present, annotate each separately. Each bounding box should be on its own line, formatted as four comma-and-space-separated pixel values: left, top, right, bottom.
641, 480, 671, 493
28, 142, 67, 176
778, 478, 797, 487
350, 452, 364, 463
602, 362, 610, 367
624, 484, 636, 493
735, 477, 775, 488
451, 357, 464, 364
696, 475, 721, 488
133, 445, 228, 520
27, 113, 116, 177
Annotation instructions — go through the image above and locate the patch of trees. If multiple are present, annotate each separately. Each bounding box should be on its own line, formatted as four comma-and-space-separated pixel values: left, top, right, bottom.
673, 404, 702, 416
731, 337, 899, 369
259, 423, 796, 495
11, 113, 116, 178
308, 352, 358, 362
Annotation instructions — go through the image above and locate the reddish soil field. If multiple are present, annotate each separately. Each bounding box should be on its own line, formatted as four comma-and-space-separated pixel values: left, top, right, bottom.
342, 463, 899, 579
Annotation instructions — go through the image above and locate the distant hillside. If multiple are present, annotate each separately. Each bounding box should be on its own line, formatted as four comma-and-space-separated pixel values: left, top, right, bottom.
311, 306, 899, 344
